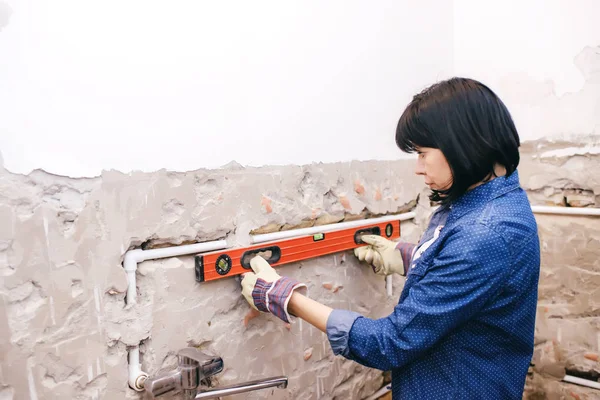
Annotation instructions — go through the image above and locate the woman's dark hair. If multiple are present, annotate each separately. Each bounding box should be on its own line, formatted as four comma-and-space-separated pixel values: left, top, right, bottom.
395, 77, 520, 205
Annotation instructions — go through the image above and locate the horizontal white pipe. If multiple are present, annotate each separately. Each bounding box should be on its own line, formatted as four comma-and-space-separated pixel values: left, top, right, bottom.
363, 383, 392, 400
121, 204, 600, 393
432, 204, 600, 217
132, 240, 230, 263
250, 204, 600, 246
363, 375, 600, 398
123, 240, 228, 306
124, 239, 228, 391
251, 213, 416, 298
251, 212, 417, 244
563, 374, 600, 390
531, 205, 600, 216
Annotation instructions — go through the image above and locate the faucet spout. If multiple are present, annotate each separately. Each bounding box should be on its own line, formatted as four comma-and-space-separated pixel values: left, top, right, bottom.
144, 348, 224, 399
143, 348, 288, 399
194, 376, 288, 399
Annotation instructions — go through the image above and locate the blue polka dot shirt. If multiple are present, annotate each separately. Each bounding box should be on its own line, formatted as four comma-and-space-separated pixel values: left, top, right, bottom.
326, 170, 540, 399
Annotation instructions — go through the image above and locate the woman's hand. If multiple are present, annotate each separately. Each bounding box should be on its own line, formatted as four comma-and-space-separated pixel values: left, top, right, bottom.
354, 235, 406, 276
240, 256, 307, 324
240, 256, 333, 332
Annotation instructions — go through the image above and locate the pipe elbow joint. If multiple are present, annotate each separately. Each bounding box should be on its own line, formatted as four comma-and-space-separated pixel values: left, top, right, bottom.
129, 369, 148, 392
124, 249, 144, 271
128, 350, 148, 392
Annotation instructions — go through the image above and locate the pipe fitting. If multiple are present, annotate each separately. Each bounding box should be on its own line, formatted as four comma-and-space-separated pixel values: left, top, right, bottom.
130, 372, 148, 392
124, 249, 144, 271
123, 240, 228, 392
128, 347, 149, 391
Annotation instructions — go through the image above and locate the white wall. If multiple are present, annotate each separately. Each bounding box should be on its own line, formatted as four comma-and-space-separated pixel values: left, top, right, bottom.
1, 1, 599, 178
0, 0, 453, 177
454, 0, 600, 142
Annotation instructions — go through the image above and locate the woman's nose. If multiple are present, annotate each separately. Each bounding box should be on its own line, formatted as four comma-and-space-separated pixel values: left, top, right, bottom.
415, 158, 426, 175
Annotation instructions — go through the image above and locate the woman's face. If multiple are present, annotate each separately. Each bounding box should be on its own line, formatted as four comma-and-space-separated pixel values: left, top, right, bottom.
415, 147, 453, 191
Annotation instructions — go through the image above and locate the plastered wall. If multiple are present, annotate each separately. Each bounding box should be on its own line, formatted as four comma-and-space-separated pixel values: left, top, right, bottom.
1, 2, 600, 399
0, 159, 427, 399
1, 142, 599, 400
517, 143, 600, 399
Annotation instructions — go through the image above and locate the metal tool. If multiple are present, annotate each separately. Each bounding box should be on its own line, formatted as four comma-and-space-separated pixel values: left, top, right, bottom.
144, 347, 288, 399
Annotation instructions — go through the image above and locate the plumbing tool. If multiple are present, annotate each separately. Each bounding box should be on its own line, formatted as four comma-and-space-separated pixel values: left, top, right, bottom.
194, 218, 401, 282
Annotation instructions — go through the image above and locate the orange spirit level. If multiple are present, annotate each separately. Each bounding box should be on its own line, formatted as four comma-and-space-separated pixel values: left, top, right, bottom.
195, 219, 401, 282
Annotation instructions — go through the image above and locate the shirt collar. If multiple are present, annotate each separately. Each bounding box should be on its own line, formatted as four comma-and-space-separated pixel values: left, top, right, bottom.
448, 169, 521, 220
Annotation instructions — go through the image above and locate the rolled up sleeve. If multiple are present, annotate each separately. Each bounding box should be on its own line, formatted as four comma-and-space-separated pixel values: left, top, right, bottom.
326, 309, 362, 357
327, 224, 511, 371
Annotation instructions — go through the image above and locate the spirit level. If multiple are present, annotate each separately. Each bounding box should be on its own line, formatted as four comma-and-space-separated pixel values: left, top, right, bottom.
194, 218, 401, 282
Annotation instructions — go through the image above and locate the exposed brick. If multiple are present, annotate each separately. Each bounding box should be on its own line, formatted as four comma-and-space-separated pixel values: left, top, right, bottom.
261, 195, 273, 213
304, 347, 313, 361
339, 195, 352, 210
354, 180, 365, 195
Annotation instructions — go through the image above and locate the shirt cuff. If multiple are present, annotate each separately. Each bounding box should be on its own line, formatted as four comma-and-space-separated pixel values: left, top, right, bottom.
326, 309, 362, 358
395, 241, 417, 274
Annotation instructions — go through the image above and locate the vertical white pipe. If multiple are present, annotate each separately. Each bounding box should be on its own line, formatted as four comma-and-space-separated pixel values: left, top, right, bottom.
123, 240, 228, 391
128, 347, 147, 391
123, 249, 143, 305
126, 271, 137, 304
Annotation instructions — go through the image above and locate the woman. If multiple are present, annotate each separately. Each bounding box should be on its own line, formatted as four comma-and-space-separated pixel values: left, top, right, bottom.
241, 77, 540, 399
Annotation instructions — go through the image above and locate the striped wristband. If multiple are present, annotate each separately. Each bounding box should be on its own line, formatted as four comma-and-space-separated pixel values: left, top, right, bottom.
252, 277, 307, 323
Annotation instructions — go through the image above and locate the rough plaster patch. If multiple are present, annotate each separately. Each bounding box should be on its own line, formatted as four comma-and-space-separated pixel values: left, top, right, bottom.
519, 142, 600, 396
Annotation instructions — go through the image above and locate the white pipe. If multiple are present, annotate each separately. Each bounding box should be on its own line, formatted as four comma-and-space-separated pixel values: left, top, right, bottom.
250, 212, 417, 243
363, 383, 392, 400
123, 239, 228, 391
251, 212, 416, 298
123, 250, 142, 306
531, 205, 600, 216
123, 241, 228, 305
362, 373, 600, 399
120, 204, 599, 392
128, 347, 146, 391
563, 374, 600, 390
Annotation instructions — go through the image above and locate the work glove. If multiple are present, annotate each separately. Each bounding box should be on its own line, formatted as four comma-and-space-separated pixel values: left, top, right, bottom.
354, 235, 406, 276
241, 256, 307, 324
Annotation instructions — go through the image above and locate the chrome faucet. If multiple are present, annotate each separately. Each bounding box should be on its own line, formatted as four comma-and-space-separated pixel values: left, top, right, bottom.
144, 347, 288, 399
144, 348, 223, 399
194, 376, 288, 399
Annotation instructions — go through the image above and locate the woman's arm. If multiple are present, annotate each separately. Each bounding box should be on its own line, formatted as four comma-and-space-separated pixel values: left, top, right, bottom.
287, 291, 333, 333
332, 224, 512, 370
